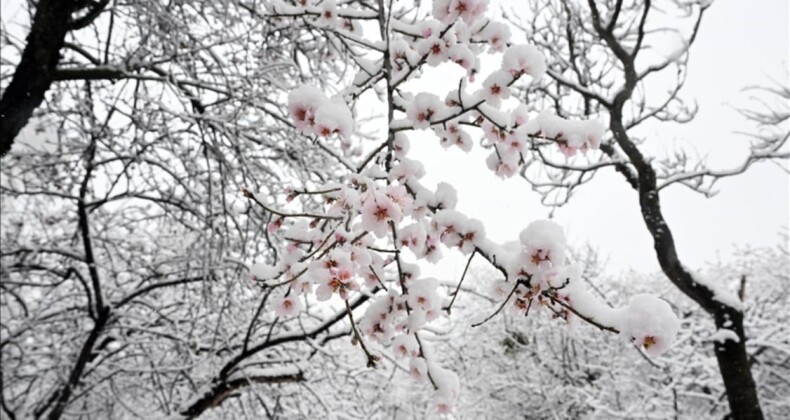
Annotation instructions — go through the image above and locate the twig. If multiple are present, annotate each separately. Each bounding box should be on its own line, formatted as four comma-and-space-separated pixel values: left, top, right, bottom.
446, 250, 476, 314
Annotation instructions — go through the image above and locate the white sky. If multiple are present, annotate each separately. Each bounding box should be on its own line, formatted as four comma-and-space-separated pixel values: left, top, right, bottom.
410, 0, 789, 281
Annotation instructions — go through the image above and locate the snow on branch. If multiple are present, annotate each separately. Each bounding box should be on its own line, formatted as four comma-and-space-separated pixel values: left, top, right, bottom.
236, 0, 682, 415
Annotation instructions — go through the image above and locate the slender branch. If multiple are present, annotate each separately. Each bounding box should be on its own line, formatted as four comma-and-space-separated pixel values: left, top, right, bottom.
445, 250, 476, 314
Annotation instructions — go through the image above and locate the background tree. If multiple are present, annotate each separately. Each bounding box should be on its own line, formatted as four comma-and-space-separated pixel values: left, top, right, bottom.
0, 0, 111, 152
1, 0, 362, 417
425, 243, 789, 419
504, 0, 789, 418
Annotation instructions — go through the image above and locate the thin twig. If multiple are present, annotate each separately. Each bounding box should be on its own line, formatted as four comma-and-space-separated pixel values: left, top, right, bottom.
446, 250, 476, 314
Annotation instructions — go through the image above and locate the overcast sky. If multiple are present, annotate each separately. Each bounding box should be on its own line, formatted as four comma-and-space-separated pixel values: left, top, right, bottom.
411, 0, 789, 282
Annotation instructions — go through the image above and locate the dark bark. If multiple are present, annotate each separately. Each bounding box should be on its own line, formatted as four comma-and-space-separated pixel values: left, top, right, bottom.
180, 371, 305, 419
180, 291, 374, 418
44, 308, 109, 420
41, 135, 110, 420
0, 0, 109, 156
584, 1, 764, 418
611, 113, 763, 420
713, 308, 763, 420
0, 0, 72, 155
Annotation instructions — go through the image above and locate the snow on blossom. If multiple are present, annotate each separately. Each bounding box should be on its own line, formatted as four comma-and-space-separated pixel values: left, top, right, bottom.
490, 278, 511, 300
447, 44, 475, 71
457, 217, 485, 255
416, 33, 452, 67
481, 120, 508, 145
400, 261, 422, 285
423, 231, 444, 263
392, 334, 419, 359
309, 248, 356, 300
350, 244, 373, 269
480, 21, 511, 52
293, 0, 314, 10
409, 357, 428, 381
432, 0, 455, 24
436, 119, 473, 152
480, 70, 513, 107
288, 86, 355, 138
385, 184, 413, 215
433, 182, 457, 210
292, 276, 313, 295
317, 0, 337, 27
537, 111, 605, 156
407, 278, 442, 314
273, 295, 303, 317
392, 132, 410, 158
389, 158, 426, 183
620, 294, 681, 357
432, 0, 486, 24
250, 262, 279, 281
502, 44, 547, 79
518, 219, 567, 274
399, 222, 428, 256
285, 220, 323, 244
510, 104, 530, 127
432, 209, 469, 248
360, 293, 398, 343
313, 100, 354, 138
408, 182, 434, 219
458, 0, 488, 23
267, 216, 283, 233
485, 147, 520, 178
327, 186, 362, 216
390, 38, 419, 73
288, 85, 328, 135
504, 131, 527, 155
416, 20, 442, 38
429, 361, 461, 413
339, 17, 362, 35
406, 93, 445, 130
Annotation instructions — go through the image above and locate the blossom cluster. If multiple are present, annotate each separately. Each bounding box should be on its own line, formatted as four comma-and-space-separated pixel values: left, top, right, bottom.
256, 0, 680, 414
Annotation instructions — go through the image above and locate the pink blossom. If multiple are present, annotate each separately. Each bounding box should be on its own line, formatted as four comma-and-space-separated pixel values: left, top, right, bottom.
317, 0, 337, 27
416, 33, 453, 67
453, 0, 487, 24
405, 93, 445, 130
288, 85, 328, 135
267, 217, 283, 233
273, 295, 302, 317
399, 223, 428, 256
392, 334, 419, 359
481, 70, 513, 106
481, 120, 507, 145
316, 266, 359, 301
485, 148, 520, 178
360, 193, 403, 238
447, 44, 475, 71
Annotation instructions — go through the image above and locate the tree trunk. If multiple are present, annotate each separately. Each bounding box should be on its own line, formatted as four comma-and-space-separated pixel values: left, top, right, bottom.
0, 0, 72, 156
713, 308, 763, 420
609, 112, 764, 420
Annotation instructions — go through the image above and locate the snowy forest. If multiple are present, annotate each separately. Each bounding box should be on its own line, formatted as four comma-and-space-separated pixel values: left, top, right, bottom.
1, 0, 788, 419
